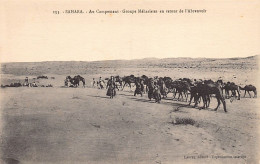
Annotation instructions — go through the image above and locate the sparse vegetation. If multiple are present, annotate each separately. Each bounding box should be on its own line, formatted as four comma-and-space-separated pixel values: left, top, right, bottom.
171, 117, 196, 125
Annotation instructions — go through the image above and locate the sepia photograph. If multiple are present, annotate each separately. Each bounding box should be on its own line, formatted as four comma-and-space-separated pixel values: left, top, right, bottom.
1, 0, 260, 163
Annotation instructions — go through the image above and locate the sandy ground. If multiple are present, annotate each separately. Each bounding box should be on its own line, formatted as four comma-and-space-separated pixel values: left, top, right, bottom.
0, 86, 259, 164
0, 58, 259, 164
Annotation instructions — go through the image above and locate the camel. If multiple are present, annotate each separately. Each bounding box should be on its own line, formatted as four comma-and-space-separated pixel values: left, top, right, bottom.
240, 85, 257, 98
122, 75, 136, 91
194, 80, 227, 112
170, 80, 191, 101
163, 76, 173, 89
189, 85, 210, 108
140, 75, 149, 85
223, 82, 240, 100
66, 75, 85, 88
74, 75, 85, 88
66, 76, 78, 87
114, 75, 123, 89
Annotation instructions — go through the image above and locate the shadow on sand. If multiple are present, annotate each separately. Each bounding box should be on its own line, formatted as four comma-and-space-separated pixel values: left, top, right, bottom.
86, 95, 111, 99
127, 95, 189, 107
86, 91, 219, 113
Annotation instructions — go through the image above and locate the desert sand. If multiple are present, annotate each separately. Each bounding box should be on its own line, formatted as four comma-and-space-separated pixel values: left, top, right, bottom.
0, 56, 259, 164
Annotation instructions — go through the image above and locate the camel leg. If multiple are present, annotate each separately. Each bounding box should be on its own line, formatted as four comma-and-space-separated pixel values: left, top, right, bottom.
182, 91, 185, 101
172, 89, 176, 98
184, 91, 187, 101
121, 83, 127, 91
178, 91, 182, 101
129, 83, 132, 91
205, 95, 208, 107
198, 97, 201, 104
173, 91, 177, 99
179, 92, 183, 101
206, 95, 210, 108
214, 97, 221, 111
248, 91, 251, 98
214, 90, 224, 111
193, 95, 199, 108
231, 90, 236, 98
202, 96, 207, 109
181, 92, 184, 101
186, 93, 189, 102
254, 90, 257, 98
173, 90, 177, 99
177, 91, 181, 101
184, 91, 188, 102
225, 90, 229, 99
189, 93, 194, 106
204, 96, 208, 108
208, 96, 211, 107
244, 90, 246, 97
237, 89, 240, 100
221, 98, 227, 112
193, 101, 198, 108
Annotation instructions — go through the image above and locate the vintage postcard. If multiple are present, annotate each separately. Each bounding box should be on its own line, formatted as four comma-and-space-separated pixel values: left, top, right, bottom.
0, 0, 259, 163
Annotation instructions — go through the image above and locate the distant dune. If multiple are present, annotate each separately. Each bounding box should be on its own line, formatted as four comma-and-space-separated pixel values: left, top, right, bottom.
1, 55, 258, 76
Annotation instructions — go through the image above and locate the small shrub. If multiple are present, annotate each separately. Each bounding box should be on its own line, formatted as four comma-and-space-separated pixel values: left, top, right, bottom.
171, 117, 196, 126
72, 95, 80, 99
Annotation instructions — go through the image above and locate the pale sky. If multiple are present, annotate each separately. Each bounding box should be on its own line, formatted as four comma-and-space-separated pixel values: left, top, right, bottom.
1, 0, 260, 62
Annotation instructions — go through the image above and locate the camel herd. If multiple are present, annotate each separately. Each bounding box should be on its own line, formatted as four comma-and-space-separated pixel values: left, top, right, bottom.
1, 74, 257, 113
65, 75, 86, 88
92, 75, 257, 113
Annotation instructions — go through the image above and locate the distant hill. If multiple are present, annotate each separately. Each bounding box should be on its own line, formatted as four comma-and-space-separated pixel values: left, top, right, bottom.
1, 55, 258, 76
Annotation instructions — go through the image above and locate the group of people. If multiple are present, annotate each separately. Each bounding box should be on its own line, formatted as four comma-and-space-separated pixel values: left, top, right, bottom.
99, 75, 161, 100
24, 77, 38, 87
92, 76, 117, 98
92, 76, 118, 98
92, 77, 104, 89
91, 75, 162, 100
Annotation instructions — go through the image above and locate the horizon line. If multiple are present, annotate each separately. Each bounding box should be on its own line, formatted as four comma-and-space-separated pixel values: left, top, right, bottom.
1, 55, 258, 64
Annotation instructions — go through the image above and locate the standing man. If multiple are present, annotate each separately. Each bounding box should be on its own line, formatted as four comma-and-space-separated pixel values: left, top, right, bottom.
92, 78, 96, 88
106, 76, 116, 98
99, 77, 104, 89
